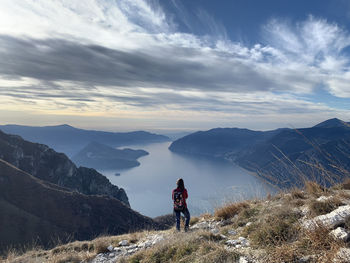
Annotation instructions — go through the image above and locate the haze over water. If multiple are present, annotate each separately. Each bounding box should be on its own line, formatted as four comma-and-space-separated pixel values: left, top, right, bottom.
100, 142, 275, 217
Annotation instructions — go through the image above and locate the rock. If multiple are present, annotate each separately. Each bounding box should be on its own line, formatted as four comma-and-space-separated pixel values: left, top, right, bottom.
303, 205, 350, 229
191, 221, 210, 229
246, 222, 252, 227
228, 230, 237, 236
108, 253, 115, 258
226, 239, 239, 246
107, 245, 114, 252
317, 196, 332, 202
119, 240, 129, 246
220, 234, 227, 239
333, 248, 350, 262
211, 228, 220, 234
239, 256, 249, 263
226, 237, 250, 248
330, 227, 350, 241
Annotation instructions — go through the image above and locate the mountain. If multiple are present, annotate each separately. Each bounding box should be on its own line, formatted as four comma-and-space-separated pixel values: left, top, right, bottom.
0, 124, 170, 157
72, 142, 148, 170
236, 123, 350, 187
0, 159, 159, 252
0, 130, 129, 206
313, 118, 349, 128
169, 127, 284, 158
169, 119, 350, 188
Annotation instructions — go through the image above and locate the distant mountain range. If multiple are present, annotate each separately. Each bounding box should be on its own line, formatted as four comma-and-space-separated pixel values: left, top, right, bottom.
0, 124, 170, 157
170, 118, 350, 188
72, 141, 149, 170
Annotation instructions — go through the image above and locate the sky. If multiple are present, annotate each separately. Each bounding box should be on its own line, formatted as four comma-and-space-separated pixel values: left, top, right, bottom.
0, 0, 350, 132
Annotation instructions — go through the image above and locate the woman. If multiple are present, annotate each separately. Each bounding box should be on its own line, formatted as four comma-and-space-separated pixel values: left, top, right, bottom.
172, 178, 190, 232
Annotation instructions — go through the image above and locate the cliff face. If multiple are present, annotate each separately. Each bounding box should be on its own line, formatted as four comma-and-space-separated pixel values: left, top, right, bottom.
0, 159, 157, 251
0, 130, 129, 206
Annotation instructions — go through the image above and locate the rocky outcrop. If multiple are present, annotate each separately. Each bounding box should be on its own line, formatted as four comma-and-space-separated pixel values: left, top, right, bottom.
0, 130, 129, 206
91, 234, 166, 263
303, 205, 350, 229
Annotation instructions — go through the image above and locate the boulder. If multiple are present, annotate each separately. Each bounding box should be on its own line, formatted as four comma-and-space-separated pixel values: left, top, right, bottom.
303, 205, 350, 229
330, 227, 350, 241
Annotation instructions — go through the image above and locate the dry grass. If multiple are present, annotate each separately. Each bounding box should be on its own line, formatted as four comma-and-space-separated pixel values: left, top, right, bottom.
189, 216, 200, 226
304, 181, 326, 197
124, 231, 239, 263
214, 201, 249, 220
289, 188, 306, 199
341, 178, 350, 190
249, 206, 301, 247
308, 197, 344, 217
300, 223, 345, 263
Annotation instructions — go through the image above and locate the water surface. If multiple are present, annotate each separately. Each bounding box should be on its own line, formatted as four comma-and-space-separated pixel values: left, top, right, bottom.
100, 142, 275, 217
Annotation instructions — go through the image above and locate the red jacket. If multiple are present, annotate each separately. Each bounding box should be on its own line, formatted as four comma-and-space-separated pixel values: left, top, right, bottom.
172, 187, 188, 208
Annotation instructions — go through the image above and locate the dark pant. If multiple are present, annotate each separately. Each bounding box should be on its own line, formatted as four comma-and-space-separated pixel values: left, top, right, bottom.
174, 208, 190, 231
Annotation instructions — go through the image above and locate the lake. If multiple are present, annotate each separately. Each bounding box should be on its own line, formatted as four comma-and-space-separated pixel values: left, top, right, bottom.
99, 142, 275, 217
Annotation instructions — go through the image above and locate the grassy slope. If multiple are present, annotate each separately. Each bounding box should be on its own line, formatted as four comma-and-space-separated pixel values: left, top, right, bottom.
4, 180, 350, 263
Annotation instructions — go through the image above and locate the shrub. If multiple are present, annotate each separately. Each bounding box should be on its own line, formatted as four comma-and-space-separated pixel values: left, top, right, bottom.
214, 202, 249, 220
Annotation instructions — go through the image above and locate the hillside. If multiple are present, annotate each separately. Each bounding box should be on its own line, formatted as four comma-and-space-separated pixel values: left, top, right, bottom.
0, 124, 170, 157
168, 128, 282, 157
0, 130, 129, 206
0, 159, 161, 253
170, 118, 350, 188
5, 180, 350, 263
72, 142, 148, 170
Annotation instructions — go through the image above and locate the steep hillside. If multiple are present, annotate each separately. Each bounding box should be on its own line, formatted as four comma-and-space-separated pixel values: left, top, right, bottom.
0, 124, 170, 157
72, 142, 148, 170
0, 130, 129, 206
0, 159, 159, 253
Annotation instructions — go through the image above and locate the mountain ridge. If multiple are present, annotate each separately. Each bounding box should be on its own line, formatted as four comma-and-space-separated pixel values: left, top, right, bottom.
170, 118, 350, 187
0, 124, 170, 157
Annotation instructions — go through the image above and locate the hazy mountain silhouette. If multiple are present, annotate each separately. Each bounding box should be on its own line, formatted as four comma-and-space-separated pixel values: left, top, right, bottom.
0, 124, 170, 157
72, 141, 148, 170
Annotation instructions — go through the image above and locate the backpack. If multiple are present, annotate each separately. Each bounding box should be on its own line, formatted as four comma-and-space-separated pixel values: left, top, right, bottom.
173, 189, 185, 211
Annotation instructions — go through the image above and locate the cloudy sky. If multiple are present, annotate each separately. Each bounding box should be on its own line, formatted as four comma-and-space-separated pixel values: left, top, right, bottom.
0, 0, 350, 132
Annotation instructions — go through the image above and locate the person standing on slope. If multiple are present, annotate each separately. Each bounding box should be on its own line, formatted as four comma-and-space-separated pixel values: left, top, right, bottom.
172, 178, 190, 232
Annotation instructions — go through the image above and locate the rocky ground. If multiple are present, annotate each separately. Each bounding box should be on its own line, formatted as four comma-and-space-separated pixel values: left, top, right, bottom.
3, 181, 350, 263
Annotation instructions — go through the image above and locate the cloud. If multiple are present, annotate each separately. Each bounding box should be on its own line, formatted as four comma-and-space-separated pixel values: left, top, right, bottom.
0, 0, 350, 129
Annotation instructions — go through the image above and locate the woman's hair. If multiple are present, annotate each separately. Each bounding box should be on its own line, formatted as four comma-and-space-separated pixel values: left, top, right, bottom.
176, 178, 184, 190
